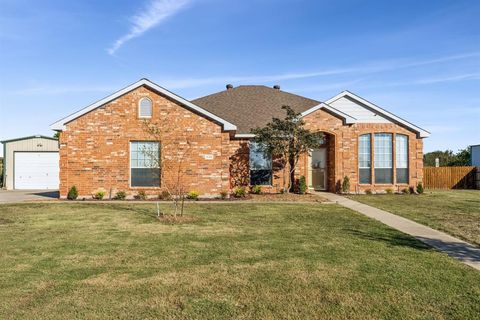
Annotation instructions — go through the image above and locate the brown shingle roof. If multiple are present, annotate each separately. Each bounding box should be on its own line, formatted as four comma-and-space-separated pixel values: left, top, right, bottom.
192, 85, 321, 134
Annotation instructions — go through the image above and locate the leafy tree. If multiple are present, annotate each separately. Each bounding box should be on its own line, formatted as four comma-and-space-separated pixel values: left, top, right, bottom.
53, 132, 60, 139
448, 148, 471, 166
424, 148, 471, 167
251, 106, 324, 193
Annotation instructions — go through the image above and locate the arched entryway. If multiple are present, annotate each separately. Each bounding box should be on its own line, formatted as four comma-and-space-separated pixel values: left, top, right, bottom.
308, 132, 336, 192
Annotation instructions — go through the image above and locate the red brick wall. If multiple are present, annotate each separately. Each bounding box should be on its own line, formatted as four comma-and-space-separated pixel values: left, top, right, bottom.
59, 87, 424, 198
59, 86, 231, 198
300, 108, 424, 193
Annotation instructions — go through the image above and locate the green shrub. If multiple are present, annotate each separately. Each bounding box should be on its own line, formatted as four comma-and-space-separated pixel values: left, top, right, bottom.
385, 188, 394, 194
402, 188, 410, 194
187, 191, 200, 200
342, 176, 350, 194
251, 185, 262, 194
365, 189, 373, 195
233, 186, 247, 198
67, 186, 78, 200
158, 190, 171, 200
416, 182, 424, 194
93, 189, 106, 200
220, 191, 228, 200
114, 191, 126, 200
134, 190, 147, 200
298, 176, 307, 194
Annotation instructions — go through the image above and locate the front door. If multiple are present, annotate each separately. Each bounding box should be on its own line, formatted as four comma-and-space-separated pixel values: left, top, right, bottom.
309, 148, 327, 191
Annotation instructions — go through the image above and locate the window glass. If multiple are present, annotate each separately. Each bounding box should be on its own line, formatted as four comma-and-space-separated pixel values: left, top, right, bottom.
396, 134, 409, 184
359, 134, 371, 184
130, 141, 160, 187
374, 133, 393, 184
249, 142, 272, 185
139, 98, 152, 118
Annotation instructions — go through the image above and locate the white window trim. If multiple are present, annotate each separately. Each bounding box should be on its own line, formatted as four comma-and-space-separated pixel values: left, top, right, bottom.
138, 97, 153, 119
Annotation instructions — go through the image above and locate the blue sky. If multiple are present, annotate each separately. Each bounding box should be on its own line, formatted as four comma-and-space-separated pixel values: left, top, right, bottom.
1, 0, 479, 156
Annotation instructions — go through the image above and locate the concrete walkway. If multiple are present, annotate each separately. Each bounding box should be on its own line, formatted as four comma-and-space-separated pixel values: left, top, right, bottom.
0, 190, 59, 204
319, 192, 480, 271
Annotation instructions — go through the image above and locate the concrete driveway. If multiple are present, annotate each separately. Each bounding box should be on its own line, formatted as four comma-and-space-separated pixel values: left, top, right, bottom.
0, 190, 59, 204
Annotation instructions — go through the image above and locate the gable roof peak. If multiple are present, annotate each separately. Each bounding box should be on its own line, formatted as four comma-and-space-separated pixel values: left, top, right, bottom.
50, 78, 237, 132
326, 90, 430, 138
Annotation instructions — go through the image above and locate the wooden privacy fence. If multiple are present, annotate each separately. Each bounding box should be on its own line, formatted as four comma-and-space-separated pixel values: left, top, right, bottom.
423, 166, 477, 189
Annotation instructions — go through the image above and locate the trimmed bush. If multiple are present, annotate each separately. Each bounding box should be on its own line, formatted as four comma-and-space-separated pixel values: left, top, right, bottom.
114, 191, 126, 200
416, 182, 424, 194
342, 176, 350, 194
233, 186, 247, 198
402, 188, 410, 194
67, 186, 78, 200
251, 185, 262, 194
134, 190, 147, 200
220, 191, 228, 200
385, 188, 394, 195
93, 189, 106, 200
187, 191, 200, 200
365, 189, 373, 195
158, 190, 171, 200
298, 176, 307, 194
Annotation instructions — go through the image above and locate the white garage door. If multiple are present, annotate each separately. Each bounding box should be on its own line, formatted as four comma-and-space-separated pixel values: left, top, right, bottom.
14, 152, 59, 189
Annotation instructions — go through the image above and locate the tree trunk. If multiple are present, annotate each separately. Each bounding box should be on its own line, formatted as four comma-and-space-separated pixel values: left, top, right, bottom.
288, 154, 295, 193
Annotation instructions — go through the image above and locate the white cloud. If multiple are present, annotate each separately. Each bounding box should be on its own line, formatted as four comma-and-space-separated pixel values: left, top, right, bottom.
158, 68, 360, 89
108, 0, 192, 55
158, 52, 480, 89
413, 73, 480, 85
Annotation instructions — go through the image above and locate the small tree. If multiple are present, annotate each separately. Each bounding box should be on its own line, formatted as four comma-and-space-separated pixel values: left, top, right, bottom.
251, 106, 324, 193
143, 122, 194, 218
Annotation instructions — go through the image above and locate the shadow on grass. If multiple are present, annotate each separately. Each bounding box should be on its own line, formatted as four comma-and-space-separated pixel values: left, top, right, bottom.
345, 228, 432, 251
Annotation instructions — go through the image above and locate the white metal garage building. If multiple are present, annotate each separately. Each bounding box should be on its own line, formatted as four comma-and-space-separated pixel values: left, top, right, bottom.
1, 135, 59, 190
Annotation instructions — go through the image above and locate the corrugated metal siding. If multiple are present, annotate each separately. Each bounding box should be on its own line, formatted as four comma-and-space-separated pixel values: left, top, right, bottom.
329, 96, 392, 123
471, 145, 480, 166
4, 138, 59, 190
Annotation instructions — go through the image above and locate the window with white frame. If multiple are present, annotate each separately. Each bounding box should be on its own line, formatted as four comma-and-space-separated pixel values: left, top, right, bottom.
396, 134, 409, 184
130, 141, 160, 187
358, 134, 371, 184
374, 133, 393, 184
249, 142, 272, 185
138, 97, 153, 118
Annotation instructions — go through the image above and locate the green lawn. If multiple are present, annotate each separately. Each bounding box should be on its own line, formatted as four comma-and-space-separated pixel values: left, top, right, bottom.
0, 203, 479, 319
349, 190, 480, 246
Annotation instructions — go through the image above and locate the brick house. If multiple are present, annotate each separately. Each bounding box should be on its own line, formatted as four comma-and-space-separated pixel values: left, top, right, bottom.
50, 78, 429, 198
